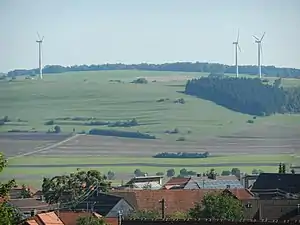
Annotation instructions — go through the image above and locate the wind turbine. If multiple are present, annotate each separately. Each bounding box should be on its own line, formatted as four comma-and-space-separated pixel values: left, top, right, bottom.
233, 30, 241, 78
253, 32, 265, 79
36, 32, 44, 79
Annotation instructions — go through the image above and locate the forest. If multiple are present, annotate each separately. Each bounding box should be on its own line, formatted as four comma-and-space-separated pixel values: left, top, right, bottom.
185, 77, 300, 116
5, 62, 300, 78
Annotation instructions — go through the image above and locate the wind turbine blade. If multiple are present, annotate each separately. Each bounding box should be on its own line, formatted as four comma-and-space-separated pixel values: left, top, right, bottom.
237, 29, 240, 42
37, 32, 41, 40
253, 35, 259, 41
260, 32, 266, 41
238, 44, 241, 52
42, 36, 45, 41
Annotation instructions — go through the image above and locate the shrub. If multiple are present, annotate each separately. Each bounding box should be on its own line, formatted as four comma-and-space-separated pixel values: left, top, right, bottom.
54, 125, 61, 133
131, 78, 148, 84
44, 120, 54, 125
221, 170, 231, 176
176, 137, 186, 141
89, 129, 156, 139
247, 119, 254, 124
166, 169, 175, 177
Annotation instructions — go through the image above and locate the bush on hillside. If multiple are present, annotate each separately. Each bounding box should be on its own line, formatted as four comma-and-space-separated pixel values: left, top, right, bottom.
131, 78, 148, 84
89, 129, 156, 139
153, 152, 209, 159
174, 98, 185, 104
108, 118, 139, 127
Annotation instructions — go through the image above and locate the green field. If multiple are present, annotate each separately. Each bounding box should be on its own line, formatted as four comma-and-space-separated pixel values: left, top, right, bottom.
1, 70, 300, 140
0, 70, 299, 188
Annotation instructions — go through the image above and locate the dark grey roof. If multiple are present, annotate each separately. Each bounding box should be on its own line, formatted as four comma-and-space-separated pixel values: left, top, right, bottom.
8, 198, 55, 213
68, 191, 123, 216
252, 173, 300, 194
184, 177, 244, 189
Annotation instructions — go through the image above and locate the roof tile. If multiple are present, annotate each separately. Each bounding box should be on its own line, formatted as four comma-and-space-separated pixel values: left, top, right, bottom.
37, 212, 64, 225
111, 189, 219, 215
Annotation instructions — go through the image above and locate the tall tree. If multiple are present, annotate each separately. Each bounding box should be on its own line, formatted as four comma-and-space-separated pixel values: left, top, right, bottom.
42, 169, 111, 205
0, 152, 20, 225
189, 192, 244, 220
76, 215, 106, 225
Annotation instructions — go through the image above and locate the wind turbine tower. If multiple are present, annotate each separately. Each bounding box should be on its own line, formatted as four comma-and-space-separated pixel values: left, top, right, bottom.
233, 30, 241, 78
36, 32, 44, 79
253, 32, 265, 79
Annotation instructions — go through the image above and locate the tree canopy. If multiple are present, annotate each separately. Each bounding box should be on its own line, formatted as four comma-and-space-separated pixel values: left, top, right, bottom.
189, 192, 244, 220
0, 152, 20, 225
185, 77, 300, 116
6, 62, 300, 78
76, 215, 106, 225
42, 169, 111, 205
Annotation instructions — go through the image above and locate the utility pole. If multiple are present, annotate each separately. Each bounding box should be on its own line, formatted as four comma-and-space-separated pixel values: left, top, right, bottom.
159, 198, 165, 219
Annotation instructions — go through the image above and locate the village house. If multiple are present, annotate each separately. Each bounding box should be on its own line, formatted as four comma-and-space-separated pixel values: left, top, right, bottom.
60, 189, 134, 217
111, 188, 255, 217
118, 175, 164, 190
23, 211, 118, 225
251, 173, 300, 199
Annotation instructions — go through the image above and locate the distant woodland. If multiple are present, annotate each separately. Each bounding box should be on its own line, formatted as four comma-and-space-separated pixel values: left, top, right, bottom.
5, 62, 300, 78
185, 77, 300, 116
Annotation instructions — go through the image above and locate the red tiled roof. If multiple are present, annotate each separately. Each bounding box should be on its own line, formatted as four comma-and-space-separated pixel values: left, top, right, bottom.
54, 211, 117, 225
111, 189, 219, 215
26, 220, 39, 225
225, 188, 255, 200
24, 210, 117, 225
37, 212, 64, 225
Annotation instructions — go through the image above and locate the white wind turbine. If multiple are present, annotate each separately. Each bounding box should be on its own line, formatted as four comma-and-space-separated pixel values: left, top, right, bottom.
253, 32, 265, 79
36, 32, 44, 79
233, 30, 241, 78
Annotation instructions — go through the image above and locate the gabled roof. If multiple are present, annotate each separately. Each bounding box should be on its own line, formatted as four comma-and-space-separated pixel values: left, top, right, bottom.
9, 198, 56, 213
223, 188, 255, 200
24, 211, 118, 225
184, 176, 244, 189
68, 192, 123, 216
163, 177, 191, 189
111, 189, 220, 215
24, 212, 64, 225
252, 173, 300, 194
126, 176, 163, 185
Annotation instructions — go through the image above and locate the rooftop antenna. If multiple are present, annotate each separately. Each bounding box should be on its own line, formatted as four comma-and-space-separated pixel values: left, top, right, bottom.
36, 32, 44, 79
233, 29, 241, 78
253, 32, 265, 79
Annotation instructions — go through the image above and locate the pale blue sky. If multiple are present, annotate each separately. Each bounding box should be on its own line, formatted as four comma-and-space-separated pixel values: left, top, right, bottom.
0, 0, 299, 72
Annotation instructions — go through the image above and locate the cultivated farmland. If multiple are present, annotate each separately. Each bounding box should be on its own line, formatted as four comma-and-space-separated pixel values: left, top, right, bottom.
0, 70, 299, 187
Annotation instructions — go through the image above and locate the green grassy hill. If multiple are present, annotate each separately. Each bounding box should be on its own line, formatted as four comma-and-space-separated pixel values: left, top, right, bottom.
1, 70, 300, 141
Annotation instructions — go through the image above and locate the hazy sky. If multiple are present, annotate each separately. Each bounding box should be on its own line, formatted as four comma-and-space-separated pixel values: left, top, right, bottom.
0, 0, 299, 72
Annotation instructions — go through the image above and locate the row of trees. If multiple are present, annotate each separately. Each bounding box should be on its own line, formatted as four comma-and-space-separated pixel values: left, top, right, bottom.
6, 62, 300, 78
185, 77, 300, 116
153, 152, 209, 159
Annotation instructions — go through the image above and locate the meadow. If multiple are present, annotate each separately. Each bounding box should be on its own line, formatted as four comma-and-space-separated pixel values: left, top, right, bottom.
0, 70, 299, 188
